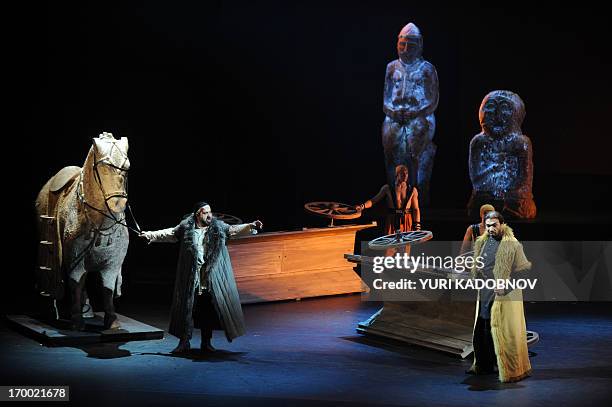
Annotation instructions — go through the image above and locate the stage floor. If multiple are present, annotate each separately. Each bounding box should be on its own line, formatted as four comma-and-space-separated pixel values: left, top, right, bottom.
1, 295, 611, 407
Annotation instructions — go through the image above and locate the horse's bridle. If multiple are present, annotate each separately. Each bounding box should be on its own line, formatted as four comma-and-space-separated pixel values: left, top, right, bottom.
92, 148, 129, 206
77, 141, 141, 235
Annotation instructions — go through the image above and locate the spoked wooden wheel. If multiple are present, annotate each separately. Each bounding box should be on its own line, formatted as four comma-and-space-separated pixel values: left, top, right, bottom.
368, 230, 433, 250
304, 201, 361, 226
213, 212, 243, 225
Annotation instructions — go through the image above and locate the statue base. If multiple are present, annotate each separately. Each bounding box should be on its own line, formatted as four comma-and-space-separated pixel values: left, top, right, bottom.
6, 313, 164, 346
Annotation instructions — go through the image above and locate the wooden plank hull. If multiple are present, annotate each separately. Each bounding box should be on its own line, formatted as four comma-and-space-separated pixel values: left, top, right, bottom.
357, 302, 475, 358
228, 223, 375, 303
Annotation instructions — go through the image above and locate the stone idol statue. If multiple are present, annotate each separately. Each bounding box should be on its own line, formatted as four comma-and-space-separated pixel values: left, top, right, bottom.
468, 90, 536, 219
382, 22, 439, 205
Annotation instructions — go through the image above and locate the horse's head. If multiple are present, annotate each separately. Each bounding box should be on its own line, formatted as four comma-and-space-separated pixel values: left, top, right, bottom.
91, 132, 130, 213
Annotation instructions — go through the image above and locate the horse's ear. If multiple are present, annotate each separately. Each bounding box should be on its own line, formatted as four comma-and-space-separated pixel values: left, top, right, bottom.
120, 137, 129, 152
92, 137, 101, 152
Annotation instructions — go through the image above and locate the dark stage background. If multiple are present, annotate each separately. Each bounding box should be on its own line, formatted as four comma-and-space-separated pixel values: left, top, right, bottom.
8, 1, 611, 312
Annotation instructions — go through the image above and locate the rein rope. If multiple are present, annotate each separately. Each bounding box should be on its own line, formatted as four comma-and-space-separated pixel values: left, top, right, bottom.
77, 174, 142, 235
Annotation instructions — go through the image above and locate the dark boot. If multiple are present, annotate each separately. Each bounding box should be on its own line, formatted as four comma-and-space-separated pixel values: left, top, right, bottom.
171, 338, 191, 354
200, 338, 216, 353
469, 317, 497, 374
200, 328, 215, 353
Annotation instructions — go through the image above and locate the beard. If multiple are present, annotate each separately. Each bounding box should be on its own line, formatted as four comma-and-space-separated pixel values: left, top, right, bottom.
196, 214, 213, 227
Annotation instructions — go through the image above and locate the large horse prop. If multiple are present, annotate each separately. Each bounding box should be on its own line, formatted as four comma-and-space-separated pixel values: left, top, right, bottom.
36, 132, 131, 330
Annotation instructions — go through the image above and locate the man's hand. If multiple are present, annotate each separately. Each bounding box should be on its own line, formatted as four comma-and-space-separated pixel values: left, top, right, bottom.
139, 231, 152, 244
494, 288, 506, 296
251, 220, 263, 230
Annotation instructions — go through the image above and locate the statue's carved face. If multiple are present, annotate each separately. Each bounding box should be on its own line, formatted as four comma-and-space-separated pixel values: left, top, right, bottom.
397, 36, 422, 63
478, 91, 525, 138
480, 97, 514, 137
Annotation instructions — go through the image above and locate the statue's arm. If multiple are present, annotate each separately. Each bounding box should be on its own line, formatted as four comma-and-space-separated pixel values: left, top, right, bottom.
406, 64, 439, 118
512, 136, 534, 195
468, 135, 483, 189
421, 65, 439, 115
382, 65, 401, 121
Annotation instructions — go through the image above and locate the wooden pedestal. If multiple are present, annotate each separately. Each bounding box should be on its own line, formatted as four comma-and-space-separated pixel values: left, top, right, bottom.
6, 313, 164, 346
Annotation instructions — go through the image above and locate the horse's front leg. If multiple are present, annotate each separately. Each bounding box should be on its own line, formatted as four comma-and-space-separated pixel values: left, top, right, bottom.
101, 267, 121, 330
69, 272, 87, 331
102, 285, 120, 329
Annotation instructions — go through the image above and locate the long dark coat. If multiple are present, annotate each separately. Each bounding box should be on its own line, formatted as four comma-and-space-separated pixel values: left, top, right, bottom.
168, 216, 246, 341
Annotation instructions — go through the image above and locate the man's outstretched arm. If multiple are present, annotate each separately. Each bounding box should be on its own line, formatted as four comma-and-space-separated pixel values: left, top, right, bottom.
227, 220, 263, 237
140, 227, 179, 244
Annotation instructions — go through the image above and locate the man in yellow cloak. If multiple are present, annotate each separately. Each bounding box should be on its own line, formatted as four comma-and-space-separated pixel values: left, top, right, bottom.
467, 211, 532, 383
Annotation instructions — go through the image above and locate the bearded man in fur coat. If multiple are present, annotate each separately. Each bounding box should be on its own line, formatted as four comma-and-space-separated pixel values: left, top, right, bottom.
141, 202, 262, 354
467, 210, 532, 382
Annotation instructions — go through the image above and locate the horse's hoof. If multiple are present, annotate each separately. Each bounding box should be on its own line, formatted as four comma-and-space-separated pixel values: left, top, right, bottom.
104, 315, 120, 330
82, 303, 95, 319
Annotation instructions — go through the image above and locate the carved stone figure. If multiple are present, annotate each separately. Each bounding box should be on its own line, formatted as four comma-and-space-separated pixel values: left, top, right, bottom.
382, 22, 439, 204
36, 132, 130, 329
468, 91, 536, 219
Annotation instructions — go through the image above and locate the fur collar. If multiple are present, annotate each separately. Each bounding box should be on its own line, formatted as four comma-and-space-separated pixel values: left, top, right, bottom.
181, 215, 225, 276
472, 224, 521, 279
